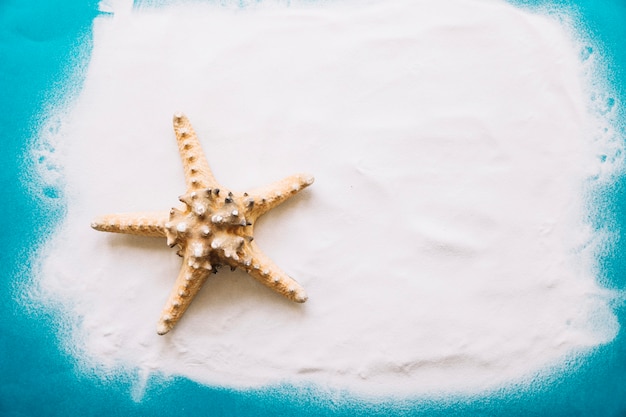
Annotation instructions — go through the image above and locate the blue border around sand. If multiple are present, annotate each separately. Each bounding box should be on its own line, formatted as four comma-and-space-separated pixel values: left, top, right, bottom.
1, 1, 624, 415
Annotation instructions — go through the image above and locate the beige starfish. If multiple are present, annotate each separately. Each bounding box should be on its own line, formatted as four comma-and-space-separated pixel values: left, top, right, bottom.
91, 113, 314, 335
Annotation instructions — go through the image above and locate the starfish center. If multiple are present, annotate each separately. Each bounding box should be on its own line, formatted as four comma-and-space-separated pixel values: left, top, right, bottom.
165, 188, 254, 272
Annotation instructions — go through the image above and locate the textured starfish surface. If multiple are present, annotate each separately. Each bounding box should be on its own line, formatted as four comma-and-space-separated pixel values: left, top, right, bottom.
92, 113, 314, 335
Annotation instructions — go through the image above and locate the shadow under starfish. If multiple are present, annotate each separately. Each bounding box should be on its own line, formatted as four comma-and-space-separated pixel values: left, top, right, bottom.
91, 113, 314, 335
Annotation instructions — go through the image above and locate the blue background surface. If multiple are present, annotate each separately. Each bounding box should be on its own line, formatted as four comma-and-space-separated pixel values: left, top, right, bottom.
1, 1, 625, 415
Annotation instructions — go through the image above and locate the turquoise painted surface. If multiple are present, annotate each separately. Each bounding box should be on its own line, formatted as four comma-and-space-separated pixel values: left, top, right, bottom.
0, 0, 625, 415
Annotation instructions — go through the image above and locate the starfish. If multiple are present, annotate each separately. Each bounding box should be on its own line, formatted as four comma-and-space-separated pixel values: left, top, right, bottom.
91, 113, 314, 335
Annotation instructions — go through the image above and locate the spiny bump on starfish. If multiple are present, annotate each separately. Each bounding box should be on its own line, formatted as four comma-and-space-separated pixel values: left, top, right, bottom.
91, 113, 314, 335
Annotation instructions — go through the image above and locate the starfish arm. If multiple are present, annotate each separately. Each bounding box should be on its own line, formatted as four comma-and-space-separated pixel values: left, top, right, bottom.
172, 113, 220, 192
244, 173, 314, 221
91, 212, 168, 237
156, 252, 212, 335
241, 242, 308, 303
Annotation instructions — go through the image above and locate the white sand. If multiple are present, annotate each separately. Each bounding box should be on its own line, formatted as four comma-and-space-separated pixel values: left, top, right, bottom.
31, 0, 621, 396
